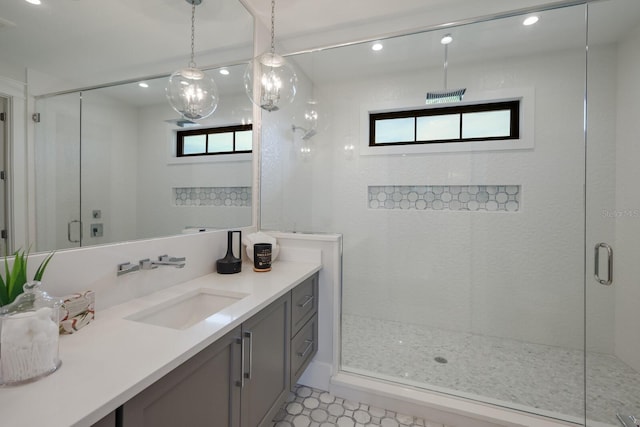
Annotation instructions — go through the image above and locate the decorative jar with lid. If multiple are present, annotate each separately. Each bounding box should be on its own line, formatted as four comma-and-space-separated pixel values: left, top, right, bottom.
0, 281, 61, 385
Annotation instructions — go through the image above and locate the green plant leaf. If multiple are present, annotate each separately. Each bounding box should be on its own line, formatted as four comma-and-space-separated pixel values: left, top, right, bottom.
7, 250, 28, 303
34, 251, 55, 281
0, 273, 8, 306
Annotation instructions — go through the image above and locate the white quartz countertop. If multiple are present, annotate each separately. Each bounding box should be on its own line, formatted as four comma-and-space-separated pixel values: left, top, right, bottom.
0, 260, 321, 427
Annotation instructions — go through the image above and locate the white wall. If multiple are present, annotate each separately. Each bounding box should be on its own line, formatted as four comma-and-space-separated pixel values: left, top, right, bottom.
613, 22, 640, 372
263, 43, 604, 350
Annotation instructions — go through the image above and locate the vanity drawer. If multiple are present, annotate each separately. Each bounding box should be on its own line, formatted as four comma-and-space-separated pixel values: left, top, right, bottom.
290, 314, 317, 388
291, 273, 318, 335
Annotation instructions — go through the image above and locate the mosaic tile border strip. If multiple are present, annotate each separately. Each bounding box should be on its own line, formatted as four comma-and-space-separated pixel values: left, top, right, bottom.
173, 187, 251, 207
368, 185, 520, 212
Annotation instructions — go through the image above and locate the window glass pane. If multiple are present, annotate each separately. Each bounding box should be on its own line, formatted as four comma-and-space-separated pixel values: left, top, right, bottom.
374, 117, 415, 144
183, 134, 206, 154
208, 132, 234, 153
235, 130, 252, 151
416, 114, 460, 141
462, 110, 511, 138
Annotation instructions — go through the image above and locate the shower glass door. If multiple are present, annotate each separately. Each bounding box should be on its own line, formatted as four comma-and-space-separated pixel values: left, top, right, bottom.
586, 0, 640, 425
34, 93, 82, 252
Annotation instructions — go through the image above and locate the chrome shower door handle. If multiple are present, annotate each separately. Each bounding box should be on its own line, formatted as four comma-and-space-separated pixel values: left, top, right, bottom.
67, 220, 82, 243
594, 242, 613, 286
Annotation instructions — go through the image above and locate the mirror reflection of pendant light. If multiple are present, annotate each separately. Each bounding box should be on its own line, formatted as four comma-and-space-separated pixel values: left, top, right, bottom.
425, 34, 466, 104
292, 51, 320, 139
166, 0, 218, 121
244, 0, 297, 112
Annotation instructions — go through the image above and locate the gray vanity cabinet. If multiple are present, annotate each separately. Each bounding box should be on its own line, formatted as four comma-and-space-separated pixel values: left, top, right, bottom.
121, 326, 242, 427
91, 411, 116, 427
116, 274, 318, 427
240, 292, 291, 427
290, 273, 319, 388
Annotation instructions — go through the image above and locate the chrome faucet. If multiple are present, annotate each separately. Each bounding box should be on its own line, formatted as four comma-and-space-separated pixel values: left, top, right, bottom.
618, 414, 640, 427
139, 255, 186, 270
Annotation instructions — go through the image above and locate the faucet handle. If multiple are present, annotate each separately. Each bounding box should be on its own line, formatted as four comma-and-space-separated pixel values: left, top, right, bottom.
139, 258, 158, 270
159, 255, 186, 262
117, 262, 140, 276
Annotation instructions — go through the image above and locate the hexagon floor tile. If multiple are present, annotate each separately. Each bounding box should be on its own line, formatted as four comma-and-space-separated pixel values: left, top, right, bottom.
271, 385, 438, 427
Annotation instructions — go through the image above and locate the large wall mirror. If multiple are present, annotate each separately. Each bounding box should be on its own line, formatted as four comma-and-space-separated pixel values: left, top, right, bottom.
34, 66, 253, 252
0, 0, 254, 253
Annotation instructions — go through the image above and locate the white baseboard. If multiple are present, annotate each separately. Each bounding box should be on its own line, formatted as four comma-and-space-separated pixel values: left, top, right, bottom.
297, 361, 333, 391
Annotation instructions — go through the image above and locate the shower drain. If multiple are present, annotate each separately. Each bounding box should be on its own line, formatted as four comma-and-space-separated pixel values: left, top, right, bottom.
434, 356, 448, 364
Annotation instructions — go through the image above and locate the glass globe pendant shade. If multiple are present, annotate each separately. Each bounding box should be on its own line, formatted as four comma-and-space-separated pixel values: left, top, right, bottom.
294, 99, 320, 131
166, 67, 218, 121
244, 52, 297, 112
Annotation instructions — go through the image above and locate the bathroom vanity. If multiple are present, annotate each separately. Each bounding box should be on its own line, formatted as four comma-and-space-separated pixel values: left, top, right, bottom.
0, 261, 320, 427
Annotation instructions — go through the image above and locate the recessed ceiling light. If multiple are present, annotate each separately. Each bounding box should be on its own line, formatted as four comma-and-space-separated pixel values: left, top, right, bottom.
219, 68, 230, 75
371, 42, 383, 51
138, 82, 149, 88
25, 0, 42, 4
523, 16, 539, 26
440, 34, 453, 45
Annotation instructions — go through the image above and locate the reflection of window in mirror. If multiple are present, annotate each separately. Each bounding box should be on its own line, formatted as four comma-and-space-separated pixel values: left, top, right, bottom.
177, 125, 253, 157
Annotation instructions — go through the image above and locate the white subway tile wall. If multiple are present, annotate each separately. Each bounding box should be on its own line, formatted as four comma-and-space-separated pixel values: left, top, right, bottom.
368, 185, 520, 212
173, 187, 252, 207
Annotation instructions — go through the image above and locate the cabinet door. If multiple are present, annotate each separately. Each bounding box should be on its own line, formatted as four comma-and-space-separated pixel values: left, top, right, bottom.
91, 411, 116, 427
241, 293, 291, 427
122, 326, 241, 427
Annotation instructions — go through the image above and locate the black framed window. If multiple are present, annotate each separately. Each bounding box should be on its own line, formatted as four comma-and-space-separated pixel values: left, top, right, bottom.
177, 124, 252, 157
370, 100, 519, 146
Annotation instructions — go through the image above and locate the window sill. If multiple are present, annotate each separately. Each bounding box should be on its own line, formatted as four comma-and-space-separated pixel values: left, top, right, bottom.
167, 153, 253, 165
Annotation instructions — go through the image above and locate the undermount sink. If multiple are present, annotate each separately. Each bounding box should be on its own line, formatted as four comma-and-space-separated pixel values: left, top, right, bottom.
126, 288, 248, 330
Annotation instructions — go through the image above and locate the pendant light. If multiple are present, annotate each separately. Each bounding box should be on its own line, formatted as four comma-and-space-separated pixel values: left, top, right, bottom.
244, 0, 297, 112
166, 0, 218, 121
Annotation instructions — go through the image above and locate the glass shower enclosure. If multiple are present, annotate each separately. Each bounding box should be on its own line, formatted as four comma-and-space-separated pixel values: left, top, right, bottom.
259, 0, 640, 425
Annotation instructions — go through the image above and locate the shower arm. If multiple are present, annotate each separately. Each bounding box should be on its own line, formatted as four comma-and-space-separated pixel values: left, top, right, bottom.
443, 43, 449, 91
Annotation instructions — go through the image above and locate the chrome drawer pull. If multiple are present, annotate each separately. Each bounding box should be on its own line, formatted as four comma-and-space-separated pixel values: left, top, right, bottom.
298, 295, 314, 308
297, 339, 314, 357
244, 331, 253, 380
236, 337, 244, 388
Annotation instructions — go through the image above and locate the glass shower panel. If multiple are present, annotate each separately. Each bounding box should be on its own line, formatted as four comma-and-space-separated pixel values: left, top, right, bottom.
261, 3, 590, 425
34, 93, 81, 252
586, 1, 640, 425
466, 7, 586, 423
79, 88, 140, 247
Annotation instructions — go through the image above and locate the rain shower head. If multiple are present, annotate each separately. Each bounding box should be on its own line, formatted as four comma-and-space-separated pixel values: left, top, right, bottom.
426, 34, 466, 105
292, 124, 317, 140
425, 88, 466, 104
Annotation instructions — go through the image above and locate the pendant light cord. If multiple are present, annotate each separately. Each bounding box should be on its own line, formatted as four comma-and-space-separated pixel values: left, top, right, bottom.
270, 0, 276, 54
190, 2, 196, 68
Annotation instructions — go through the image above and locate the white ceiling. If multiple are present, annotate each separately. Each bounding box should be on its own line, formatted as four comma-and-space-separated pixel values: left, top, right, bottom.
1, 0, 639, 96
0, 0, 253, 89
